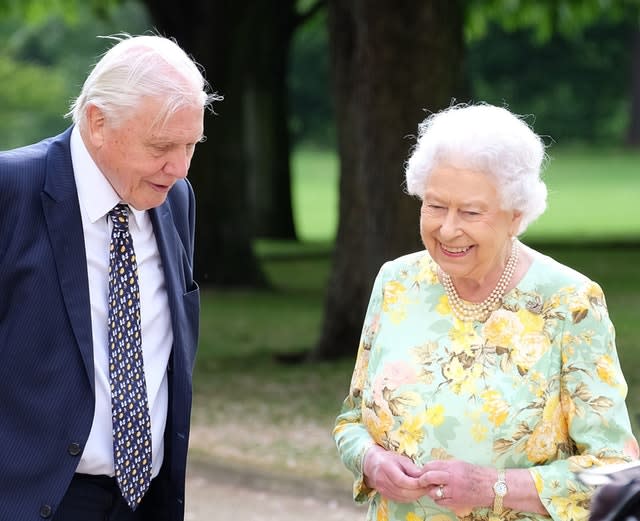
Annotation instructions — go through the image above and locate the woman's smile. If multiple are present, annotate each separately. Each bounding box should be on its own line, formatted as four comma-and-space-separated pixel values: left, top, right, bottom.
440, 243, 473, 257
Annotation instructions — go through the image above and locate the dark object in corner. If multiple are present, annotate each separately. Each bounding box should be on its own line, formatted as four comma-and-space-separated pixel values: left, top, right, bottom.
579, 461, 640, 521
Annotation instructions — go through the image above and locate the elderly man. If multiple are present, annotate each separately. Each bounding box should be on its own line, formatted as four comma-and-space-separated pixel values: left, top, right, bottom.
0, 34, 218, 521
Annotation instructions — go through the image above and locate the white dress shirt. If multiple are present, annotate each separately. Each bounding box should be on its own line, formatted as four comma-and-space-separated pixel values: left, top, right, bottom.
70, 126, 172, 478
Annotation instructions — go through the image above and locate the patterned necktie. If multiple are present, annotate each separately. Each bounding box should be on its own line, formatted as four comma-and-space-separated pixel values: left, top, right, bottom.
107, 204, 152, 510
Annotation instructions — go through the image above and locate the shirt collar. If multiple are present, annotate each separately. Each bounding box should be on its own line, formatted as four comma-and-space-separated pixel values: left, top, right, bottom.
70, 126, 145, 229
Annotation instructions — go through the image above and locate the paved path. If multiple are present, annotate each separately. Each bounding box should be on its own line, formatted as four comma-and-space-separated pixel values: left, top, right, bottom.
184, 458, 365, 520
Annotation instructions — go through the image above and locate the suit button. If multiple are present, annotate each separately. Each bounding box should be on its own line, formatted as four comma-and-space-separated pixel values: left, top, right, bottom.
39, 504, 53, 518
67, 442, 82, 456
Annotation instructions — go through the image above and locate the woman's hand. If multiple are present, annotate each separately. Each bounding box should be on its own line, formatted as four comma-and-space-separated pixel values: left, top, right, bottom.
418, 459, 491, 516
418, 460, 548, 516
363, 445, 428, 503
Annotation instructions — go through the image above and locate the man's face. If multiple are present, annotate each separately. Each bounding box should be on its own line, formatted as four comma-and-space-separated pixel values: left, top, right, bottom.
87, 97, 204, 210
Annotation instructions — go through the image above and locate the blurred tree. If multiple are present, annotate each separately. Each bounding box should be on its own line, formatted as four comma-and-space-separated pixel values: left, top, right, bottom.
243, 0, 324, 240
310, 0, 465, 360
288, 7, 335, 148
141, 0, 265, 286
628, 28, 640, 146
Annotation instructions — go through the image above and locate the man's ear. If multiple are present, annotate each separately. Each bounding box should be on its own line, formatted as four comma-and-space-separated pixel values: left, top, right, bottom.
85, 104, 106, 148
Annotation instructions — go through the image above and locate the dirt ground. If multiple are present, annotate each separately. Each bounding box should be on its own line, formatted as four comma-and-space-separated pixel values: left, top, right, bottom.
184, 457, 365, 521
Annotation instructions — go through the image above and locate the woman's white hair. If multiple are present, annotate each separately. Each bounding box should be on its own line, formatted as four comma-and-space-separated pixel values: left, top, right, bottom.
68, 33, 220, 130
405, 103, 548, 235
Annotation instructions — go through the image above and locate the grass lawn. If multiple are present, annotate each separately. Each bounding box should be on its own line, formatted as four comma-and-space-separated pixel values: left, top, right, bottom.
189, 146, 640, 486
524, 147, 640, 242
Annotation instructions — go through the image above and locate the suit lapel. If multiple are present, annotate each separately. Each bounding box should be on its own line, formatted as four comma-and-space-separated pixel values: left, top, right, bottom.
150, 202, 183, 318
41, 128, 95, 390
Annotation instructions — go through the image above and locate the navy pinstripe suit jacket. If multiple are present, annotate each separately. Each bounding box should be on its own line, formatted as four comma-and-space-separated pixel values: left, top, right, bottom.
0, 127, 200, 520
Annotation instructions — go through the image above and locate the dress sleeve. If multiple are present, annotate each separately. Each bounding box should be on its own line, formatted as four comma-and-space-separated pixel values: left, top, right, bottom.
333, 265, 387, 503
528, 280, 639, 521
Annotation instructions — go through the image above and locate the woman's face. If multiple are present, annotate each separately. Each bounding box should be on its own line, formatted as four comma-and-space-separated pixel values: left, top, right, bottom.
420, 165, 522, 285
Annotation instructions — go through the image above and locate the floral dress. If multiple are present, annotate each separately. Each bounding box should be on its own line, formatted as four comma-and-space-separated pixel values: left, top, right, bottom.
334, 249, 638, 521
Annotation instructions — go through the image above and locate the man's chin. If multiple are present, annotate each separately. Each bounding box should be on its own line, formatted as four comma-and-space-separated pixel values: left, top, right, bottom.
130, 194, 170, 211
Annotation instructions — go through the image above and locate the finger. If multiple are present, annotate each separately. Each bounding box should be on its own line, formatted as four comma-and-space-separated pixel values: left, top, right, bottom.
398, 460, 425, 478
389, 472, 424, 491
418, 470, 450, 486
383, 484, 432, 504
420, 460, 451, 472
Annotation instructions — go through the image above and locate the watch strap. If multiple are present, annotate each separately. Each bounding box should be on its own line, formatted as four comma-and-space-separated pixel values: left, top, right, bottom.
493, 469, 507, 515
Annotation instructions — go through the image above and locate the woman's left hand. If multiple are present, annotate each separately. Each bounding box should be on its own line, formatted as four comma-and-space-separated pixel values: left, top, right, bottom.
418, 460, 493, 516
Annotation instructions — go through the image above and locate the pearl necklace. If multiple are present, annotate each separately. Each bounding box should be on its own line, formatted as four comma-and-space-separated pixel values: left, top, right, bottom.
439, 240, 519, 322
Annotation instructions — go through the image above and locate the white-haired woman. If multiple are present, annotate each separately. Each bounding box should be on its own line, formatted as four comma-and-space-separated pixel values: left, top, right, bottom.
334, 103, 638, 521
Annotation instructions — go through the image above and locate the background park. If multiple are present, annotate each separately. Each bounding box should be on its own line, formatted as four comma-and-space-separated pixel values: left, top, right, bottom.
2, 0, 640, 518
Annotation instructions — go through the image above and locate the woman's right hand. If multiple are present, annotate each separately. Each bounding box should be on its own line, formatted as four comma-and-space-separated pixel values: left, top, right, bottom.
363, 445, 427, 503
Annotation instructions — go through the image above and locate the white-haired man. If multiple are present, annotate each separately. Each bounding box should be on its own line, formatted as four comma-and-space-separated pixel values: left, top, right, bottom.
0, 34, 219, 521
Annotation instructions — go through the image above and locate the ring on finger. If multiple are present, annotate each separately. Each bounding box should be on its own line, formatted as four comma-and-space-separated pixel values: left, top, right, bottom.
436, 485, 444, 499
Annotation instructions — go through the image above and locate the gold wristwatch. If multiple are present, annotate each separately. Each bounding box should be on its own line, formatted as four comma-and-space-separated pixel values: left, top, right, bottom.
492, 469, 508, 515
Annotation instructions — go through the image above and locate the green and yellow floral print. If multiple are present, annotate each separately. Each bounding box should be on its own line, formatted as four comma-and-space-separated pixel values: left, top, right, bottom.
334, 249, 638, 521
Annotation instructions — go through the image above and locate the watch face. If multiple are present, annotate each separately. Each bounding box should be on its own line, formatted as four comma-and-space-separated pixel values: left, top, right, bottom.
494, 481, 508, 496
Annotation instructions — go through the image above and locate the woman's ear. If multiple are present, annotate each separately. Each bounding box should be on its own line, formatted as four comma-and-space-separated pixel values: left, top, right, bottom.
510, 211, 523, 236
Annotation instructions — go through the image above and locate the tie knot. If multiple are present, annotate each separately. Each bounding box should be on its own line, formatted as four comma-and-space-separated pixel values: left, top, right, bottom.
109, 204, 130, 231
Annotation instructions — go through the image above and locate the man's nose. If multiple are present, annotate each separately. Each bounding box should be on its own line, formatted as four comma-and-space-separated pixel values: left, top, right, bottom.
163, 147, 191, 179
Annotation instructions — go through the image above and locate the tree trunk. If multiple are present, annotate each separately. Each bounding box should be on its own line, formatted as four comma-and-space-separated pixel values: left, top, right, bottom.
311, 0, 465, 360
627, 28, 640, 147
245, 0, 298, 239
143, 0, 266, 287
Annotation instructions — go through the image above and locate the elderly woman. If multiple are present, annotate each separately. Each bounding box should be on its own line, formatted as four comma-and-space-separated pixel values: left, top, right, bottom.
333, 103, 638, 521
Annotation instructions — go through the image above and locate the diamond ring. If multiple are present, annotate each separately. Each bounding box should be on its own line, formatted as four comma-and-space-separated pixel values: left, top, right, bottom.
436, 485, 444, 499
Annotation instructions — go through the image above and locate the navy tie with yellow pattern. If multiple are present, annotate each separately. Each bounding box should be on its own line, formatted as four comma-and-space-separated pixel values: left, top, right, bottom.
107, 204, 152, 510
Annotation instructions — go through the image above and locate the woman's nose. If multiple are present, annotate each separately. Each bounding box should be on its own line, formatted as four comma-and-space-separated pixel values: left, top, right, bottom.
440, 210, 461, 238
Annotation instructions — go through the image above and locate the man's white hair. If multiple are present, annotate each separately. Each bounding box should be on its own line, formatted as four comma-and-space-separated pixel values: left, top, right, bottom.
68, 33, 220, 130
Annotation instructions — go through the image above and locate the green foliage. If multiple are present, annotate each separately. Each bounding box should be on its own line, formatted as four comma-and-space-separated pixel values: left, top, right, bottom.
466, 19, 636, 144
463, 0, 640, 144
466, 0, 640, 42
286, 0, 639, 147
0, 0, 152, 149
0, 0, 122, 24
288, 7, 335, 147
0, 56, 67, 149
